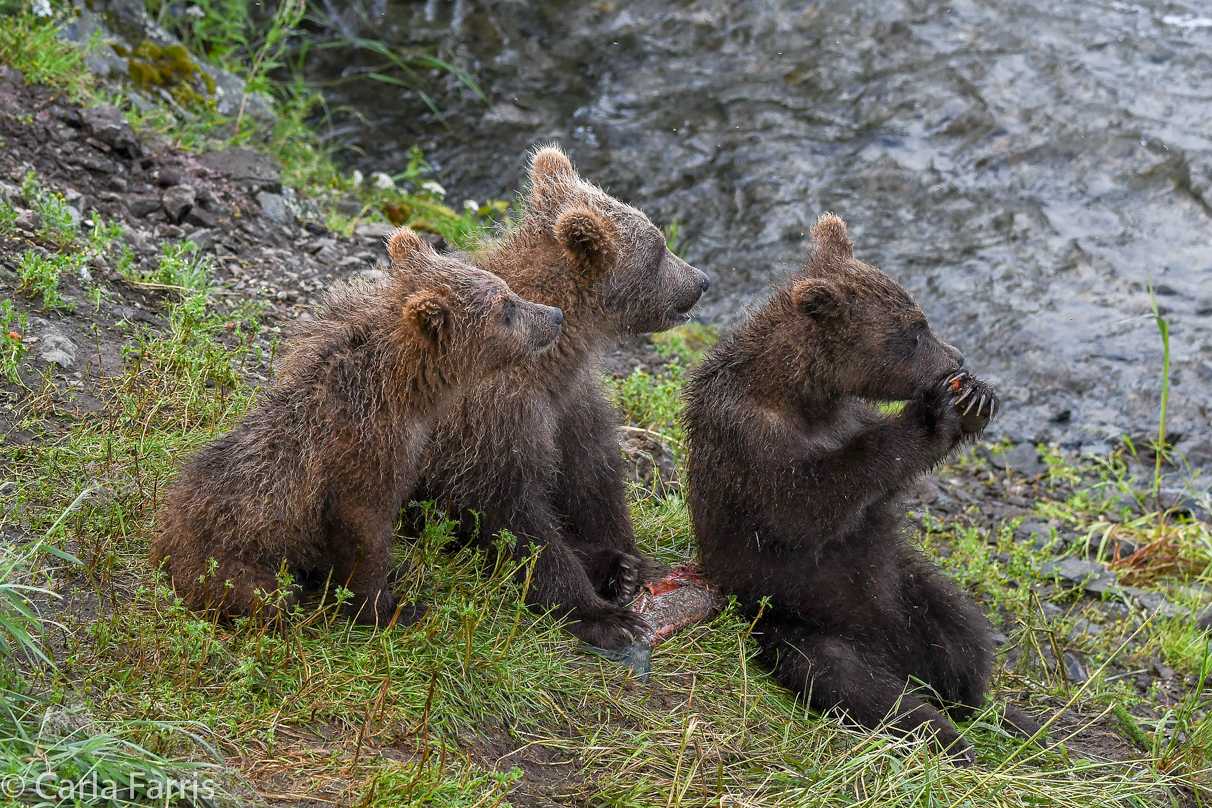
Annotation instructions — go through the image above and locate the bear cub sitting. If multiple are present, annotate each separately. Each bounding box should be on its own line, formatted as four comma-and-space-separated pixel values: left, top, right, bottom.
152, 228, 564, 626
685, 214, 1036, 764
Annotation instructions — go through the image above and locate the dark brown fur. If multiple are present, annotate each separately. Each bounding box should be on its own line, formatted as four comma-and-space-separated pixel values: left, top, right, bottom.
151, 228, 564, 626
685, 214, 1022, 763
417, 146, 710, 649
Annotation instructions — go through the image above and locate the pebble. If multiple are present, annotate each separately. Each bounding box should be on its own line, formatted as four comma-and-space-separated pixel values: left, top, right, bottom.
256, 191, 289, 224
991, 443, 1049, 477
38, 327, 77, 368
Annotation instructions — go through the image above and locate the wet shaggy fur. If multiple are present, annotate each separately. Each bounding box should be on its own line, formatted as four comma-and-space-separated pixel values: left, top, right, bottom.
685, 214, 1017, 764
416, 146, 710, 649
152, 228, 564, 626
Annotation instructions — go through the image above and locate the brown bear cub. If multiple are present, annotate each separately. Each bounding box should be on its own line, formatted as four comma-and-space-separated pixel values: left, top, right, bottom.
685, 214, 1034, 764
152, 228, 564, 626
417, 146, 710, 649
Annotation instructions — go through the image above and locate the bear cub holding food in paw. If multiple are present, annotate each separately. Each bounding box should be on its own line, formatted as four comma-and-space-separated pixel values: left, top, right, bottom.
685, 214, 1037, 764
152, 228, 564, 627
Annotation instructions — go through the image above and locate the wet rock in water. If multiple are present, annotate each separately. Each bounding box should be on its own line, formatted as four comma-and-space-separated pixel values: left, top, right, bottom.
76, 105, 140, 157
992, 443, 1048, 478
197, 147, 282, 194
256, 192, 288, 224
1062, 650, 1090, 683
161, 185, 196, 223
38, 328, 77, 368
620, 428, 679, 497
1041, 557, 1117, 595
354, 222, 395, 240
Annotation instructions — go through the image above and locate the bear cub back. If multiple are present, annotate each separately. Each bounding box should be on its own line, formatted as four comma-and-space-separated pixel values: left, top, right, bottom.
152, 228, 563, 626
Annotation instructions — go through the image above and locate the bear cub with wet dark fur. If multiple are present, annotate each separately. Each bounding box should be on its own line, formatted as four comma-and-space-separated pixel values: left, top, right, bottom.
152, 228, 563, 627
685, 214, 1032, 764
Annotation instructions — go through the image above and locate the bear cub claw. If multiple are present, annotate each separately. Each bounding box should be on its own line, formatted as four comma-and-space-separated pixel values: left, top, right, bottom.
575, 606, 653, 650
944, 371, 999, 434
604, 552, 644, 604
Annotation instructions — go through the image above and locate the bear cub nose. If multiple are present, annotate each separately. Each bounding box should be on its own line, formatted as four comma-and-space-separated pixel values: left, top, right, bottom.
699, 271, 711, 293
551, 307, 564, 325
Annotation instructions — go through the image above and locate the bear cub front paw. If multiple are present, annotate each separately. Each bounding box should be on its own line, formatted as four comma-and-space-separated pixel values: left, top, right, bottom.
945, 371, 999, 435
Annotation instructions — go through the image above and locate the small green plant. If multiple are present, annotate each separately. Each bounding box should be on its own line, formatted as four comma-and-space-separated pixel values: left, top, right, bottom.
16, 251, 72, 310
0, 300, 27, 383
127, 239, 213, 296
0, 195, 17, 234
0, 9, 91, 96
20, 171, 77, 246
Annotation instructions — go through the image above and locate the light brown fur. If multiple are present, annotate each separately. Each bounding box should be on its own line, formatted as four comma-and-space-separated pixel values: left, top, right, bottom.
151, 228, 563, 626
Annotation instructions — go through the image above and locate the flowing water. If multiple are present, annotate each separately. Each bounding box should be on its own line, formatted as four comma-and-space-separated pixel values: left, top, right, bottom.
314, 0, 1212, 462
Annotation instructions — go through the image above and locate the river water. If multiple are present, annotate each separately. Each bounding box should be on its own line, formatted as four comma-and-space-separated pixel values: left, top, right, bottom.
313, 0, 1212, 463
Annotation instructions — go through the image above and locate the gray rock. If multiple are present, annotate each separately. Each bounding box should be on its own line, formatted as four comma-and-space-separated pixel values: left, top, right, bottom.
1197, 606, 1212, 631
77, 105, 140, 157
1062, 650, 1090, 682
14, 209, 41, 232
314, 242, 340, 265
620, 428, 680, 498
197, 148, 282, 194
125, 196, 161, 218
0, 65, 24, 87
38, 329, 77, 368
1016, 520, 1058, 550
161, 185, 196, 223
59, 7, 127, 78
354, 222, 396, 240
185, 228, 216, 251
992, 443, 1048, 477
1117, 586, 1190, 620
1041, 557, 1118, 595
183, 205, 219, 229
256, 192, 288, 224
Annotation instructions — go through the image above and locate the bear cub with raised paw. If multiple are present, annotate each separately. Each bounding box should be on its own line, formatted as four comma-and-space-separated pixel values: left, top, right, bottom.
152, 228, 564, 627
685, 214, 1038, 764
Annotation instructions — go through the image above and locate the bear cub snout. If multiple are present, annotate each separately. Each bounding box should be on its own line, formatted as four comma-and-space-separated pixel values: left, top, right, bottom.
151, 227, 560, 627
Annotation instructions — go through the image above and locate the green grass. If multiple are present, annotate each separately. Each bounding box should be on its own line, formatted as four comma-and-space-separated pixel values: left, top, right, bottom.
0, 313, 1206, 806
0, 7, 92, 96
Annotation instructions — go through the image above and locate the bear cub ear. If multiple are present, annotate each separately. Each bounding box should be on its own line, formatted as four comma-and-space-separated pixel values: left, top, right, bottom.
530, 146, 577, 187
388, 227, 436, 271
555, 207, 617, 277
404, 291, 452, 346
792, 278, 843, 321
810, 213, 854, 264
